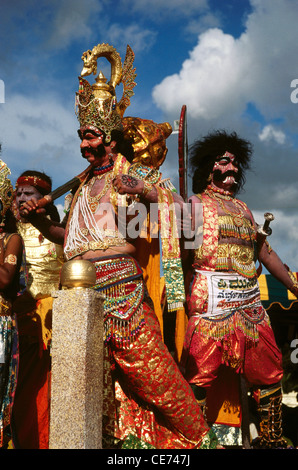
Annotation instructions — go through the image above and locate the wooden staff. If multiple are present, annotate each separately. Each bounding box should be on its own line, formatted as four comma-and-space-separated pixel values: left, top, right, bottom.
178, 105, 188, 202
36, 164, 92, 208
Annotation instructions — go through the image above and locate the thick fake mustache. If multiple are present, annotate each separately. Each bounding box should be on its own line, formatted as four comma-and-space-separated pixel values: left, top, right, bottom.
213, 170, 239, 183
81, 143, 106, 159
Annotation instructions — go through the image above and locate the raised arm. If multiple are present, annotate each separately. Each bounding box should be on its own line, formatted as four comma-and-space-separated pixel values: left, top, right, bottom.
19, 197, 65, 245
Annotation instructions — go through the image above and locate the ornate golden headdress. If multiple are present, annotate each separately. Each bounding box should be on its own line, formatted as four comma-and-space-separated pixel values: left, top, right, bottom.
122, 116, 172, 168
0, 159, 13, 219
75, 43, 137, 142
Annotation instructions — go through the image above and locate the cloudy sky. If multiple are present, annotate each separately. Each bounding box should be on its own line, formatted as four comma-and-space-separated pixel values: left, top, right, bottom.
0, 0, 298, 271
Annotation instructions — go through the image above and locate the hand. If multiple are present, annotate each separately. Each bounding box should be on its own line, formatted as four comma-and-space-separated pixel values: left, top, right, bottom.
113, 174, 143, 195
19, 197, 46, 219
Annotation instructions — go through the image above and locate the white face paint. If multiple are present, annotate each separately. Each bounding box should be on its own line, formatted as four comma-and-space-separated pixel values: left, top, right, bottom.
15, 185, 43, 209
211, 151, 239, 192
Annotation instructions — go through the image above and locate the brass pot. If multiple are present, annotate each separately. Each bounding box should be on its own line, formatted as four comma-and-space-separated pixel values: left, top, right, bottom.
60, 259, 97, 289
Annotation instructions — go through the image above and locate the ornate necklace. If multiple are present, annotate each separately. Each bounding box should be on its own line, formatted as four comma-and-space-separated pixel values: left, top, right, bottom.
205, 185, 247, 228
93, 162, 114, 176
87, 171, 113, 213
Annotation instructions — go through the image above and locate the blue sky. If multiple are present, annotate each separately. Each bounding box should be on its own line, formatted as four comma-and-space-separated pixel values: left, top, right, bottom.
0, 0, 298, 270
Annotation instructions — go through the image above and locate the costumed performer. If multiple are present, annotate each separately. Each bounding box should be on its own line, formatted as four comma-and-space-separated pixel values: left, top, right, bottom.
0, 156, 25, 448
12, 171, 64, 449
19, 43, 219, 449
180, 130, 298, 448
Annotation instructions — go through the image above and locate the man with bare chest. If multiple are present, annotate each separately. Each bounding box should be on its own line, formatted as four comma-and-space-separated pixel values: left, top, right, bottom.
20, 43, 219, 449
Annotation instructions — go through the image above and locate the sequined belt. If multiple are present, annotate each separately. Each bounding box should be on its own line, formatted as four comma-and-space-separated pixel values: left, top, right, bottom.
91, 254, 143, 291
90, 255, 145, 344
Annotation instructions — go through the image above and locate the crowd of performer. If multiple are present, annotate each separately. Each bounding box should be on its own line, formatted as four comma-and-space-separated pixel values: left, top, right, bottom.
0, 42, 297, 450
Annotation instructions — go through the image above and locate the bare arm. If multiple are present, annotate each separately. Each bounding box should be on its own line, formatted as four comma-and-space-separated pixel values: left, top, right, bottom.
0, 234, 23, 291
247, 207, 298, 296
258, 242, 298, 296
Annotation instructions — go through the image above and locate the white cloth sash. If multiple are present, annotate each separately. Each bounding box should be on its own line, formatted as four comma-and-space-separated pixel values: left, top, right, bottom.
195, 270, 262, 318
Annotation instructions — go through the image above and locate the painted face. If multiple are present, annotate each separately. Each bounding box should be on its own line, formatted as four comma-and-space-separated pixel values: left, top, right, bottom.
15, 185, 43, 209
211, 151, 239, 191
78, 127, 106, 165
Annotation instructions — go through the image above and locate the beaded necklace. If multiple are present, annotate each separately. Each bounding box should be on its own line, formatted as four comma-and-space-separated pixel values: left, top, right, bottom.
204, 185, 254, 244
87, 171, 114, 213
205, 185, 246, 227
93, 162, 114, 176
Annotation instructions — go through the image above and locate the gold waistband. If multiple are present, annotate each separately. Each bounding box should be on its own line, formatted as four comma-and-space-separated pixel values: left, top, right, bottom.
65, 237, 127, 260
217, 243, 255, 264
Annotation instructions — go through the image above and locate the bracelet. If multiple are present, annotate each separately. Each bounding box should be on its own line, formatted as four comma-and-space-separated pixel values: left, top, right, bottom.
141, 180, 154, 197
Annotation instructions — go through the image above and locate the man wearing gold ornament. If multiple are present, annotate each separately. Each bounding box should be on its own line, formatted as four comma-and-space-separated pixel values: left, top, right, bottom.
20, 43, 219, 449
180, 130, 298, 448
0, 155, 25, 448
12, 170, 64, 449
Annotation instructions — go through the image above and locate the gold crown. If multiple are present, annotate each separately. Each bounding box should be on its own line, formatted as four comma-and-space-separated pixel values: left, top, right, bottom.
75, 43, 137, 142
0, 160, 13, 219
122, 117, 172, 168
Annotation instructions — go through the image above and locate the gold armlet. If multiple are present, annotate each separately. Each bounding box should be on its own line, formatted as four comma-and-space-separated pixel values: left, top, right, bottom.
141, 181, 154, 197
4, 254, 17, 265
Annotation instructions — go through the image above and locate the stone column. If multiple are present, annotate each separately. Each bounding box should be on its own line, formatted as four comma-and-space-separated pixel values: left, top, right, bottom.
49, 260, 105, 449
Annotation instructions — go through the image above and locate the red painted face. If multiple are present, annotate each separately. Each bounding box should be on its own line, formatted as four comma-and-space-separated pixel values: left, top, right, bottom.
211, 151, 239, 192
78, 127, 106, 166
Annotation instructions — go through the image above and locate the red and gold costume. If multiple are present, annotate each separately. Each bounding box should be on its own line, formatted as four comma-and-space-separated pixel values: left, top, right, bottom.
18, 42, 218, 449
182, 190, 283, 386
63, 154, 216, 448
84, 254, 212, 448
181, 187, 286, 447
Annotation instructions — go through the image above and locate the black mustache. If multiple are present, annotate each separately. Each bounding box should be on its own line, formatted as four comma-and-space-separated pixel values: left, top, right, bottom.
213, 170, 238, 182
81, 144, 106, 159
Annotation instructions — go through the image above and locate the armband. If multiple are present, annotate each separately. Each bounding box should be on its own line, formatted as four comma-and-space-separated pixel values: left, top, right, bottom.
4, 254, 17, 265
141, 180, 154, 197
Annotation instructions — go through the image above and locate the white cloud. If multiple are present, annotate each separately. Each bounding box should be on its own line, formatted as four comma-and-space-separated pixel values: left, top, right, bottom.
0, 94, 76, 153
105, 23, 157, 53
152, 0, 298, 125
258, 125, 286, 144
0, 93, 85, 186
252, 209, 298, 270
153, 27, 251, 119
46, 0, 104, 49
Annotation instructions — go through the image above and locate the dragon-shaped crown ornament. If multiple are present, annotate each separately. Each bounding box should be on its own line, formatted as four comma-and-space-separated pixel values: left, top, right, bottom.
75, 43, 137, 142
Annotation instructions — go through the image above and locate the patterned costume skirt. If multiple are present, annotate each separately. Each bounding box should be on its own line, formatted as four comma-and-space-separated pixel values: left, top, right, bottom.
90, 255, 216, 449
181, 270, 283, 388
0, 298, 18, 448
